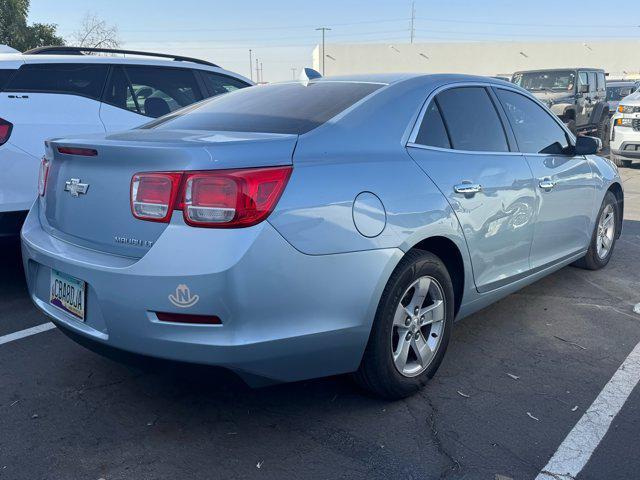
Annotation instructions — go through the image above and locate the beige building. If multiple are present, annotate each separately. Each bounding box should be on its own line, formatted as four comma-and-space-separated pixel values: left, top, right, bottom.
312, 40, 640, 79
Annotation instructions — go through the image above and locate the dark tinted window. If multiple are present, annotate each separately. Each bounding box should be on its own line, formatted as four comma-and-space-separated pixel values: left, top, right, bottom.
6, 63, 107, 99
436, 87, 509, 152
201, 71, 249, 96
0, 69, 16, 90
103, 66, 203, 118
415, 101, 450, 149
145, 81, 382, 135
496, 89, 569, 155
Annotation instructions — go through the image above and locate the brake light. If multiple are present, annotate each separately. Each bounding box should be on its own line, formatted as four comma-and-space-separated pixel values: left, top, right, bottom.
130, 166, 292, 228
38, 157, 50, 196
130, 172, 182, 222
57, 146, 98, 156
0, 117, 13, 146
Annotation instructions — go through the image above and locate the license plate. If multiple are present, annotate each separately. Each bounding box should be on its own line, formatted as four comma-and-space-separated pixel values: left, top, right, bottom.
50, 269, 86, 321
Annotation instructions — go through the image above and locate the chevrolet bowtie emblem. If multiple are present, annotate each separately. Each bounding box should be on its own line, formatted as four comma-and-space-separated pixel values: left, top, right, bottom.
64, 178, 89, 197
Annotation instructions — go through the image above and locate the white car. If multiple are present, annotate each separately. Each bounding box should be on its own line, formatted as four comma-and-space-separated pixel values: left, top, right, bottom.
0, 46, 252, 236
611, 89, 640, 167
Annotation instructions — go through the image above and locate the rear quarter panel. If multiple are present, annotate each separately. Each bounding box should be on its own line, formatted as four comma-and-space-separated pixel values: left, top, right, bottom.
268, 76, 477, 309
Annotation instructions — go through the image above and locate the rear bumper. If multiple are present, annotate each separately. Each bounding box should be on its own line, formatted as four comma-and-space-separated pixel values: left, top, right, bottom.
21, 201, 401, 384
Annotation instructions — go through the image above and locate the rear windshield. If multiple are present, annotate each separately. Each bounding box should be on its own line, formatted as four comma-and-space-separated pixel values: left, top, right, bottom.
144, 81, 383, 135
5, 63, 108, 100
607, 85, 636, 101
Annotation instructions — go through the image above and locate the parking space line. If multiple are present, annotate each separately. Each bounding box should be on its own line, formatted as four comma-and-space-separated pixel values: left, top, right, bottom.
535, 341, 640, 480
0, 322, 56, 346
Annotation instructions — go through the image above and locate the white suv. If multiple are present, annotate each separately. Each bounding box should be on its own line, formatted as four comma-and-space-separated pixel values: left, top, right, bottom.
610, 89, 640, 167
0, 46, 251, 236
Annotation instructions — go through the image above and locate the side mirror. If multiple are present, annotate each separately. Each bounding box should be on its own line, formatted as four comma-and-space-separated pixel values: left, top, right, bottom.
578, 84, 589, 94
574, 136, 600, 155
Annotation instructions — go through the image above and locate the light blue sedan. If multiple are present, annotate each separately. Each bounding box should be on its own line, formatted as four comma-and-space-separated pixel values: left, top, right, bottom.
22, 73, 623, 399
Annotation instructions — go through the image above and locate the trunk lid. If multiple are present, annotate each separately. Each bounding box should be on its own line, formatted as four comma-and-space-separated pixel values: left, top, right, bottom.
41, 129, 297, 258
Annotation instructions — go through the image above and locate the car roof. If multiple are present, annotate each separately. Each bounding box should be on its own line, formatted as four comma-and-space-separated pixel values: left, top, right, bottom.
513, 68, 604, 74
307, 72, 516, 86
0, 53, 251, 83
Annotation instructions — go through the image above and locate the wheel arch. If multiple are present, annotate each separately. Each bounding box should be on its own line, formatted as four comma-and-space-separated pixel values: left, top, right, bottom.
408, 236, 465, 317
607, 181, 624, 238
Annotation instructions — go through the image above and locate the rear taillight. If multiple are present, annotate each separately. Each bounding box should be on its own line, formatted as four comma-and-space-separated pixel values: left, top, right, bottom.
38, 157, 50, 196
130, 166, 292, 228
0, 118, 13, 146
130, 172, 182, 222
183, 167, 292, 227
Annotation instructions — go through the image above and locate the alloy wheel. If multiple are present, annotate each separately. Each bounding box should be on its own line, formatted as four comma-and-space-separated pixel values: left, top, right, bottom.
596, 203, 615, 260
390, 275, 445, 377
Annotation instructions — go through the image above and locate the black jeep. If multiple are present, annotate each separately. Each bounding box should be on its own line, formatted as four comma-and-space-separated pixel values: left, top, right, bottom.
512, 68, 610, 148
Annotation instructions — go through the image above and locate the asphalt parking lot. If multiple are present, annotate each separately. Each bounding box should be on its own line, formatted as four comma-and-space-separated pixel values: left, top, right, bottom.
1, 166, 639, 480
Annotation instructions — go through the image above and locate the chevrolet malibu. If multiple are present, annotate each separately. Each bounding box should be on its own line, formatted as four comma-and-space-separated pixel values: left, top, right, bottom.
22, 73, 623, 399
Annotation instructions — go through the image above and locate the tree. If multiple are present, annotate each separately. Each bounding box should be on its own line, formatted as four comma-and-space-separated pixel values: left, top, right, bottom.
0, 0, 64, 51
72, 13, 120, 49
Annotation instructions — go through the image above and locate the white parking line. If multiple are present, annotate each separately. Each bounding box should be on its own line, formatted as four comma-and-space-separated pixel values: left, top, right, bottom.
536, 341, 640, 480
0, 322, 56, 346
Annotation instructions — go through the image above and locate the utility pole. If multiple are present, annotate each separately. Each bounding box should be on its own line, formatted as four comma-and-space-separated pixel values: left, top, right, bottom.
410, 1, 416, 44
249, 49, 253, 82
315, 27, 331, 75
260, 62, 263, 83
291, 67, 297, 80
255, 58, 259, 83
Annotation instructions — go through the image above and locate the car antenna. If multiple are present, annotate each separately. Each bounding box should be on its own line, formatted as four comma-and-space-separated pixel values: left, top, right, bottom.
299, 67, 322, 86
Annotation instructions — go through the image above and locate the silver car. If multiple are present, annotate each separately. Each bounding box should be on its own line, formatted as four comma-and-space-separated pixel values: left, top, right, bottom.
22, 74, 623, 399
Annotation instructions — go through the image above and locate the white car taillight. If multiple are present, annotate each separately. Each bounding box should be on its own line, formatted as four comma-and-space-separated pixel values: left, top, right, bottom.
130, 172, 182, 222
38, 157, 50, 196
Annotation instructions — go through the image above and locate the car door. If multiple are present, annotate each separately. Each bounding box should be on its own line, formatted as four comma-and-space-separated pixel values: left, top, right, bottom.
100, 65, 205, 131
407, 85, 536, 293
494, 87, 595, 269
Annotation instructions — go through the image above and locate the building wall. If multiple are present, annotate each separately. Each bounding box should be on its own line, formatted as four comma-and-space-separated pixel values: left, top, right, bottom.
312, 41, 640, 79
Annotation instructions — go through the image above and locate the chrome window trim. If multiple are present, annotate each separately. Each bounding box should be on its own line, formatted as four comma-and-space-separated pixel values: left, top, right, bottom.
406, 142, 524, 157
407, 80, 577, 155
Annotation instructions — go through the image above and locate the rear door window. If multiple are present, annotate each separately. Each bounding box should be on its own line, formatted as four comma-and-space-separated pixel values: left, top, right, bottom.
435, 87, 509, 152
415, 100, 451, 149
200, 71, 250, 96
5, 63, 108, 99
103, 66, 204, 118
145, 81, 383, 135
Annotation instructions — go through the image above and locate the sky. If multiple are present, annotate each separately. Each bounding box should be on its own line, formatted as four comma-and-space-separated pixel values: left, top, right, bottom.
28, 0, 640, 82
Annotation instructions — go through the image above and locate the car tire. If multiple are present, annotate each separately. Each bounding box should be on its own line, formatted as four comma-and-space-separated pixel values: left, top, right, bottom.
597, 115, 610, 151
612, 156, 632, 168
354, 249, 455, 399
573, 191, 619, 270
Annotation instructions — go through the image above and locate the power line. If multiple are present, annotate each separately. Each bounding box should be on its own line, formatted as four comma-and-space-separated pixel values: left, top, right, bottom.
417, 17, 640, 29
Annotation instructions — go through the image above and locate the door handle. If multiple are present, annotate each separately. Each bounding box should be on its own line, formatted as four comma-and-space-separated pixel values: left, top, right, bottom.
454, 183, 483, 195
539, 178, 556, 191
